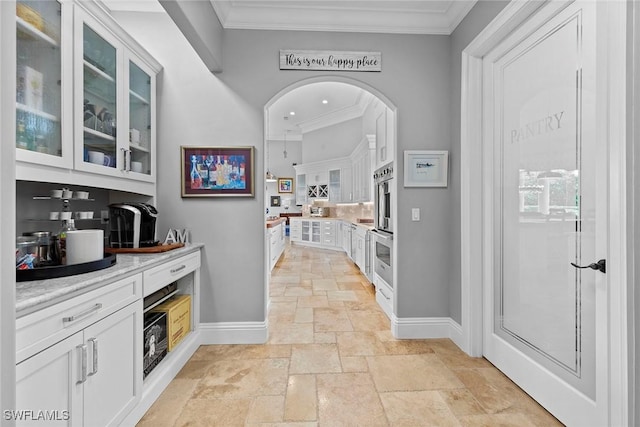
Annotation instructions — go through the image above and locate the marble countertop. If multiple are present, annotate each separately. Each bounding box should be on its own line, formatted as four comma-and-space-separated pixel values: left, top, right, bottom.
16, 244, 204, 318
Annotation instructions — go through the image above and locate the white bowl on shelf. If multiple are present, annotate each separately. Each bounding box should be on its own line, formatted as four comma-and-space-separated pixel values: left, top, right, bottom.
131, 161, 143, 173
88, 151, 104, 165
50, 189, 62, 198
75, 191, 89, 199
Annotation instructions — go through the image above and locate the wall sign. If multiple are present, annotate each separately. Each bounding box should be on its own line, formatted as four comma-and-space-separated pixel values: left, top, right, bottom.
279, 50, 381, 72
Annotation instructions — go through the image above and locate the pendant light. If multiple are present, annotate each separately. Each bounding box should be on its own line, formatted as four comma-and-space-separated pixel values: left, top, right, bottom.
265, 141, 277, 182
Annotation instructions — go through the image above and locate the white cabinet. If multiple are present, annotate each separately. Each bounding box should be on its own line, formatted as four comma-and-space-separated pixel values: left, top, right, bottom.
350, 136, 376, 203
291, 218, 341, 250
354, 226, 367, 272
375, 278, 393, 320
16, 274, 143, 427
294, 159, 352, 203
269, 222, 285, 270
15, 1, 161, 196
290, 218, 302, 241
374, 108, 395, 170
295, 173, 307, 205
321, 220, 336, 247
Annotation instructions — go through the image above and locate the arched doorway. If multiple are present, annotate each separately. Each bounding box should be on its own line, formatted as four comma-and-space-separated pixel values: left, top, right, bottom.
262, 75, 398, 325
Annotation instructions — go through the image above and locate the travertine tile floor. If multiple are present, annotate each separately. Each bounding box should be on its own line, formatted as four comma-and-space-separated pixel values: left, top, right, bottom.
138, 243, 563, 426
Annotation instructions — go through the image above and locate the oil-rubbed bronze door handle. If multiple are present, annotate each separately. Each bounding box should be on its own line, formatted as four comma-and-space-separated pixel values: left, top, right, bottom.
570, 259, 606, 274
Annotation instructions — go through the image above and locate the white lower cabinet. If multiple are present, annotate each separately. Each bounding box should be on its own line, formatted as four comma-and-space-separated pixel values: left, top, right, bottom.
290, 218, 340, 250
15, 249, 202, 427
375, 277, 393, 319
269, 222, 285, 271
16, 297, 141, 427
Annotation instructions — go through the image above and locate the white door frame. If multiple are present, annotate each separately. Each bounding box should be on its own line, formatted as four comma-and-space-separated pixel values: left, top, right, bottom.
459, 0, 629, 425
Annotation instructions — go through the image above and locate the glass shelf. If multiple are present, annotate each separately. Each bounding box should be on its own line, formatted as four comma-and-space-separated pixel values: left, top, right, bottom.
16, 17, 59, 47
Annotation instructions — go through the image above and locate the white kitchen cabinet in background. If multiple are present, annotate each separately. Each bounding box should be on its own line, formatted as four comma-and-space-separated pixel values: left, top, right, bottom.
290, 218, 341, 250
294, 158, 352, 203
350, 135, 376, 203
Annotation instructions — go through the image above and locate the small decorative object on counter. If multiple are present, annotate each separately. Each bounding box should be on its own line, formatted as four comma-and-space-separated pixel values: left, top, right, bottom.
58, 219, 76, 265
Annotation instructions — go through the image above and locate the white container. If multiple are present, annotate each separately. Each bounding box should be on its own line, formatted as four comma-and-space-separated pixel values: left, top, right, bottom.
131, 161, 143, 173
88, 151, 104, 165
50, 189, 62, 198
60, 211, 72, 220
66, 230, 104, 265
61, 189, 73, 199
129, 128, 140, 144
75, 191, 89, 199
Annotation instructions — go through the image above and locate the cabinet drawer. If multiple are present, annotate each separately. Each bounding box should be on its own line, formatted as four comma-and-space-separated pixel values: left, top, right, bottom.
16, 273, 142, 363
143, 251, 201, 296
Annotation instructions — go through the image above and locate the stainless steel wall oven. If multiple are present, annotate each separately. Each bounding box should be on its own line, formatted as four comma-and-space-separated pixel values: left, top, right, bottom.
373, 163, 393, 234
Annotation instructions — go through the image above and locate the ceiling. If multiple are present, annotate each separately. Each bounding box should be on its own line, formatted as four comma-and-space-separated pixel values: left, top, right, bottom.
103, 0, 477, 140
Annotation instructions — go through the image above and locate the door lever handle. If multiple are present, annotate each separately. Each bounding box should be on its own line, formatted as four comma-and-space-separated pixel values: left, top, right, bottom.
570, 259, 606, 274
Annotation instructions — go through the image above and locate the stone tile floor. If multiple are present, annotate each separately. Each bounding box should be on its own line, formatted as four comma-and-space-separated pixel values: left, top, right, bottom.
138, 243, 563, 426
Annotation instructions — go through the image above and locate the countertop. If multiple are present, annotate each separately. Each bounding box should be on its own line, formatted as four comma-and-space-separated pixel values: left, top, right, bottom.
266, 217, 287, 228
289, 216, 375, 230
16, 243, 204, 318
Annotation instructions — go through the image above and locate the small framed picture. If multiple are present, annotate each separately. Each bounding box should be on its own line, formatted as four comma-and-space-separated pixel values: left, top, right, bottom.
271, 196, 281, 207
277, 177, 293, 193
180, 146, 255, 198
404, 150, 449, 187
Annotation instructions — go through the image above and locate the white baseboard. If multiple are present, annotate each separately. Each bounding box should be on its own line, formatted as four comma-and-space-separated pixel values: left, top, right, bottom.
392, 316, 465, 350
199, 320, 269, 344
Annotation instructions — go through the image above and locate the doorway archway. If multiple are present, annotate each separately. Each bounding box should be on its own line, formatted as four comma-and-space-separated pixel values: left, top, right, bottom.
262, 75, 398, 322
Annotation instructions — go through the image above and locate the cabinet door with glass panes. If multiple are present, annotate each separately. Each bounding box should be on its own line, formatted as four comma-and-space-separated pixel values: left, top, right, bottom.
15, 0, 73, 168
124, 53, 155, 181
74, 8, 125, 178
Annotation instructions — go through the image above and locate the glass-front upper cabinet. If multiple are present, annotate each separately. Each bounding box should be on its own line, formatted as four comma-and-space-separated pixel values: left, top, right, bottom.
15, 0, 72, 168
77, 14, 121, 175
126, 57, 154, 178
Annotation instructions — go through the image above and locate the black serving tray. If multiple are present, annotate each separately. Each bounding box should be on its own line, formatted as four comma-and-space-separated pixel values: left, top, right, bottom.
16, 253, 117, 282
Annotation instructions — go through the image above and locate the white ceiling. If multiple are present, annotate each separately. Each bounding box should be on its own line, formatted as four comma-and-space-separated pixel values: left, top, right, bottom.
211, 0, 477, 35
103, 0, 477, 140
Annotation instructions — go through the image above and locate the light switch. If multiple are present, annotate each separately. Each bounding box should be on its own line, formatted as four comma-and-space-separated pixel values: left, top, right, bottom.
412, 208, 420, 221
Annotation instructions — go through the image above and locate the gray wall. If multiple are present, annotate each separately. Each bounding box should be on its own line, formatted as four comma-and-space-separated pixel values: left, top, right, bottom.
113, 10, 453, 322
302, 117, 362, 164
626, 1, 639, 420
448, 0, 509, 324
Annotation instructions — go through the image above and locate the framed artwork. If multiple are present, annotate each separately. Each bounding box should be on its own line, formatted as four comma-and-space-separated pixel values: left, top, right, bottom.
270, 196, 281, 207
277, 177, 293, 193
404, 150, 449, 187
181, 146, 255, 197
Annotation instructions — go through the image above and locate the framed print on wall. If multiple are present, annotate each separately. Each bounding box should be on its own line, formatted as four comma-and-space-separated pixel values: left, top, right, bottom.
277, 177, 293, 193
181, 146, 255, 197
404, 150, 449, 187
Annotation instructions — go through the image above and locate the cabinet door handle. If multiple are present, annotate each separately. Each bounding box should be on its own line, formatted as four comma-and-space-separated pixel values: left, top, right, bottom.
88, 338, 98, 376
170, 265, 186, 274
378, 288, 391, 301
120, 148, 128, 171
77, 344, 87, 384
63, 303, 102, 323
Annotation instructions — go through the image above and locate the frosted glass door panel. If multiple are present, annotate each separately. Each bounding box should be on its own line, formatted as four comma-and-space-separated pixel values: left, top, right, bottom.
129, 60, 151, 175
16, 1, 62, 156
82, 24, 117, 168
495, 10, 595, 397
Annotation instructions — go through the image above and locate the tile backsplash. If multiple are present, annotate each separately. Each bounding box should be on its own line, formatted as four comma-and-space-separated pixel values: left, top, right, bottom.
302, 201, 374, 223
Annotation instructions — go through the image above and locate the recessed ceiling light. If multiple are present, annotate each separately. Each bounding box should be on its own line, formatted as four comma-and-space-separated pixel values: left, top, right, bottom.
289, 111, 296, 116
322, 99, 328, 104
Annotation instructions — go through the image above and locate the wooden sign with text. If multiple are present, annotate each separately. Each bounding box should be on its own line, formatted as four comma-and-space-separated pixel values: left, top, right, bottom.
279, 50, 381, 72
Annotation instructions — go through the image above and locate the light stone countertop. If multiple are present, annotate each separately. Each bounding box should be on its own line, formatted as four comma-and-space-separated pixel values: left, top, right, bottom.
16, 243, 204, 318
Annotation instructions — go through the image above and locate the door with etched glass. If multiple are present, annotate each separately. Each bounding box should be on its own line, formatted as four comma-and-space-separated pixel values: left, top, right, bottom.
482, 1, 608, 425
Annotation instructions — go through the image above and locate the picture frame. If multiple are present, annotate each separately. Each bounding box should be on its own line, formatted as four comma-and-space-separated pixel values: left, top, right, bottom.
404, 150, 449, 187
181, 146, 255, 197
277, 177, 294, 193
270, 196, 281, 207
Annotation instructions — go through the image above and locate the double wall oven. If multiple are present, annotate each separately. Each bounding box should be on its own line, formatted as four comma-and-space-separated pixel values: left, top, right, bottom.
372, 162, 394, 288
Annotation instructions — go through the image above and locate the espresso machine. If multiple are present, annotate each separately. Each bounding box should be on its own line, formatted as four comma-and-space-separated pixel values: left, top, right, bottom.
108, 203, 158, 248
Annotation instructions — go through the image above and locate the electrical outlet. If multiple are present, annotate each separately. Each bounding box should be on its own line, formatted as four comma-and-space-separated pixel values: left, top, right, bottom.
411, 208, 420, 221
101, 210, 109, 224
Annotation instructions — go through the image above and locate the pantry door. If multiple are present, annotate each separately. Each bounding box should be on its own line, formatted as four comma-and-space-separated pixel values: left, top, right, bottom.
481, 1, 616, 425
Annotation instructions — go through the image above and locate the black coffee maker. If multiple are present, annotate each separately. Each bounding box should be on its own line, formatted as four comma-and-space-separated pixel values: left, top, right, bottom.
108, 203, 158, 248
